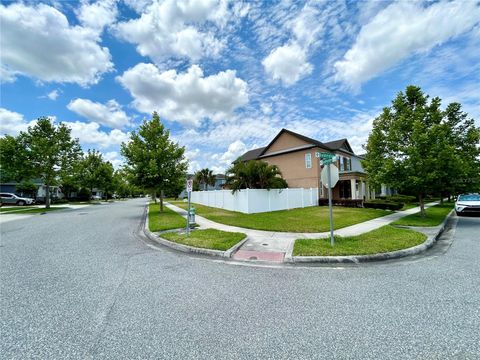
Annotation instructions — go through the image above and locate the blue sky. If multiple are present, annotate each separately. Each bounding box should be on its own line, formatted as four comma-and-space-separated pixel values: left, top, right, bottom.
1, 0, 479, 172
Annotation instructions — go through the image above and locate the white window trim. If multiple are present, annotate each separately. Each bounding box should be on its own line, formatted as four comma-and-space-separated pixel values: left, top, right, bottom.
305, 153, 312, 169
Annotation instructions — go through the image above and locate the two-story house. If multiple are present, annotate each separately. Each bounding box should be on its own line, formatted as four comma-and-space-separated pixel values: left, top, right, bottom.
236, 128, 379, 201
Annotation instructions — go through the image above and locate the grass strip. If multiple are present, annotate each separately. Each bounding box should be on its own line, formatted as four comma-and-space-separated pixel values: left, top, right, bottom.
174, 203, 389, 233
293, 225, 426, 256
2, 207, 69, 215
0, 206, 37, 213
392, 203, 454, 227
148, 203, 186, 232
161, 228, 245, 251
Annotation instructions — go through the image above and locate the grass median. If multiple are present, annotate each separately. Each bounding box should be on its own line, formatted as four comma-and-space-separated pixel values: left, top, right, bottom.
0, 206, 37, 213
293, 225, 426, 256
0, 207, 69, 215
392, 202, 454, 227
173, 203, 390, 233
161, 228, 246, 251
148, 203, 186, 232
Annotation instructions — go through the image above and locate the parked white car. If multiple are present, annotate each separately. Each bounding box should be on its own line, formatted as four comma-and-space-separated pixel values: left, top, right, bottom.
455, 193, 480, 216
0, 193, 35, 206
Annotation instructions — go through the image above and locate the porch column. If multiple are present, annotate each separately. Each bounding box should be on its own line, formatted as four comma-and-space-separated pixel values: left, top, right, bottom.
360, 180, 365, 200
365, 182, 370, 200
350, 179, 356, 200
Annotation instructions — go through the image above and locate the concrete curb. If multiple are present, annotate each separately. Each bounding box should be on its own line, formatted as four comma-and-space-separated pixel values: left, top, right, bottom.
143, 204, 248, 258
288, 210, 454, 264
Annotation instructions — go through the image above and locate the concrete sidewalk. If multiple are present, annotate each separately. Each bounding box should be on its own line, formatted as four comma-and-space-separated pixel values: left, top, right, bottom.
165, 201, 441, 262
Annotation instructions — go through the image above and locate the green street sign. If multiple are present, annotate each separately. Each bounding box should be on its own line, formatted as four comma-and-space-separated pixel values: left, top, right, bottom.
320, 153, 335, 159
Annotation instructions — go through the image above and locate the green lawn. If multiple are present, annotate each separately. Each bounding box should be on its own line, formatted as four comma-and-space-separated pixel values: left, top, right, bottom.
0, 207, 69, 215
148, 203, 186, 232
0, 206, 37, 213
173, 203, 390, 233
392, 203, 454, 227
293, 225, 426, 256
161, 229, 246, 251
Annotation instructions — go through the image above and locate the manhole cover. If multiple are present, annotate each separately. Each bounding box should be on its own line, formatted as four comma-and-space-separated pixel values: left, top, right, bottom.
262, 243, 269, 246
249, 256, 258, 260
78, 212, 88, 215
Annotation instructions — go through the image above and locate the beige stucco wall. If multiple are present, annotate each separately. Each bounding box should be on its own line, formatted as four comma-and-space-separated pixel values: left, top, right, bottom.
262, 148, 321, 189
263, 132, 311, 155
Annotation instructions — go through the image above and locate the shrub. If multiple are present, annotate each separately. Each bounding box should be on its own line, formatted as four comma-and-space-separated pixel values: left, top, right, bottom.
386, 195, 416, 203
364, 200, 403, 211
318, 199, 363, 208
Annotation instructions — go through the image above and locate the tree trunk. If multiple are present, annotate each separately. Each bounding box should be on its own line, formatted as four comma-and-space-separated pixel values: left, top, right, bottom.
160, 190, 164, 212
45, 183, 51, 209
152, 190, 157, 203
419, 193, 426, 218
440, 191, 444, 205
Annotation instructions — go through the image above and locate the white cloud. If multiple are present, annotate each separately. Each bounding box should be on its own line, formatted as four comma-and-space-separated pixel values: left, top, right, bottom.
103, 151, 124, 169
67, 98, 130, 129
0, 66, 17, 84
262, 44, 313, 86
114, 0, 228, 62
335, 1, 480, 90
47, 90, 60, 100
0, 108, 35, 136
65, 121, 130, 148
219, 140, 247, 165
0, 2, 113, 85
117, 63, 248, 126
76, 0, 118, 32
261, 3, 323, 86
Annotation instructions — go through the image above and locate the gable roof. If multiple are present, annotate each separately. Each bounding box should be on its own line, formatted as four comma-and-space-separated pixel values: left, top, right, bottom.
258, 128, 333, 157
235, 147, 266, 163
235, 129, 358, 163
323, 138, 354, 153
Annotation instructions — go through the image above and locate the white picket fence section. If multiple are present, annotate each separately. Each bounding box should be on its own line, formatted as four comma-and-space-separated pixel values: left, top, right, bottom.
190, 188, 318, 214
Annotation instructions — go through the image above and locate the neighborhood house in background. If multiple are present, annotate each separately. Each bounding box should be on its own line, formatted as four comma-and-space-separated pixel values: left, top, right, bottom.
236, 129, 393, 201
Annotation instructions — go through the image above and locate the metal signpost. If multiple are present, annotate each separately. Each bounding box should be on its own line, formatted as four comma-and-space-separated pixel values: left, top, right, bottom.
319, 153, 338, 246
186, 179, 193, 235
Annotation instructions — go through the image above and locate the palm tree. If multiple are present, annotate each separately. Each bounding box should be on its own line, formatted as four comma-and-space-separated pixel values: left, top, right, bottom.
194, 168, 216, 191
225, 160, 288, 193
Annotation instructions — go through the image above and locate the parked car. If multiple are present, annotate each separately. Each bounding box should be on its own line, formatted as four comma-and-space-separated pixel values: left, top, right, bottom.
91, 195, 102, 200
0, 193, 35, 206
455, 193, 480, 216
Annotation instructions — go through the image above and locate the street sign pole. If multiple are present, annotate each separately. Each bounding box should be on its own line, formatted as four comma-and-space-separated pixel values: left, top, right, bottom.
186, 179, 193, 236
186, 191, 191, 236
327, 163, 335, 246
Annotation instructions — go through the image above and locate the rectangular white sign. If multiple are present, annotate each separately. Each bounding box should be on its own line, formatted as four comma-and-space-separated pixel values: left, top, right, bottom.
186, 179, 193, 193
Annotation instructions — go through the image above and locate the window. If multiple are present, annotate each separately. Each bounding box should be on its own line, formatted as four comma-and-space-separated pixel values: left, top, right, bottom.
339, 156, 345, 171
305, 153, 312, 168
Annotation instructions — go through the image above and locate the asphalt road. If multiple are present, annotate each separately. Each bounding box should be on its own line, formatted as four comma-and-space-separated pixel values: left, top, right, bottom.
1, 199, 479, 359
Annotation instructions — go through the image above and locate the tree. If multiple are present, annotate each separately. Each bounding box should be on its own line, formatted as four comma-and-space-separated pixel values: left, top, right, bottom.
194, 168, 216, 190
121, 112, 188, 211
19, 117, 82, 208
0, 135, 31, 182
363, 86, 480, 216
226, 160, 288, 193
78, 150, 114, 200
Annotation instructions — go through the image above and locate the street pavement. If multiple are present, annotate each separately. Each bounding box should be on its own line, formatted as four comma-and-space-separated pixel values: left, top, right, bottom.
1, 199, 479, 359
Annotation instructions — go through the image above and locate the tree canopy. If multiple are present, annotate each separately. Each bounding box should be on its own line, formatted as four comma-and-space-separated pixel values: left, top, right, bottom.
226, 160, 288, 193
16, 117, 82, 208
194, 168, 216, 191
363, 86, 480, 216
121, 112, 188, 210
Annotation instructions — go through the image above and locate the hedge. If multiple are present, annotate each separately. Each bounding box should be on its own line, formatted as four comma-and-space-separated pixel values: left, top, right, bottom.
363, 200, 404, 211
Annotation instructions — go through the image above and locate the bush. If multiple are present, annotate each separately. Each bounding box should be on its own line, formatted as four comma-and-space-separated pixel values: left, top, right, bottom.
318, 199, 363, 208
386, 195, 416, 203
364, 200, 403, 211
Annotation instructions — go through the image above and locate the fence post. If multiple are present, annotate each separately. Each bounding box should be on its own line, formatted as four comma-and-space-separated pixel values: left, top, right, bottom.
301, 188, 304, 208
268, 190, 271, 212
246, 188, 250, 213
287, 188, 290, 210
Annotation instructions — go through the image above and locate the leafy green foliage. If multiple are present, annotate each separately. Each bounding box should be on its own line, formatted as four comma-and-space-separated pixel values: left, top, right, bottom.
226, 160, 288, 193
19, 117, 82, 208
0, 135, 31, 182
363, 86, 480, 216
77, 150, 113, 199
194, 168, 216, 190
121, 112, 187, 211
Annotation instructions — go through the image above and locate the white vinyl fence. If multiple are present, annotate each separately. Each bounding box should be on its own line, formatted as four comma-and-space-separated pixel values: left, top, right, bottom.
190, 188, 319, 214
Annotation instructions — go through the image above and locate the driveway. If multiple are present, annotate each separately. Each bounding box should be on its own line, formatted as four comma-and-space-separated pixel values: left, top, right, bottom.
1, 199, 479, 359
